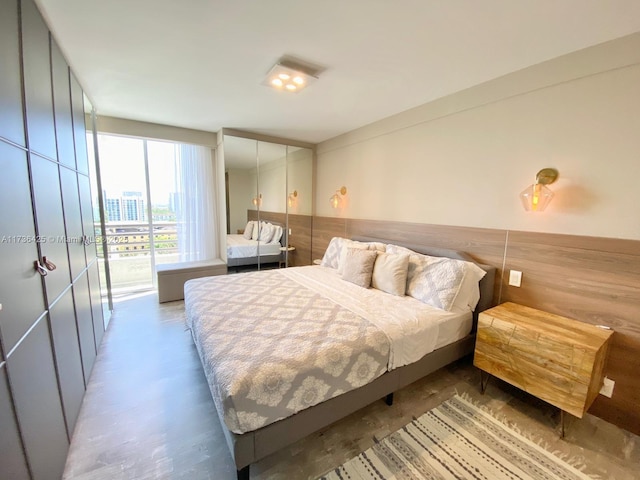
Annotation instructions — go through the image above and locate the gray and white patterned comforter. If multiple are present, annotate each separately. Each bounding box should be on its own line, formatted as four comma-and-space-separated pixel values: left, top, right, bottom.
185, 268, 391, 434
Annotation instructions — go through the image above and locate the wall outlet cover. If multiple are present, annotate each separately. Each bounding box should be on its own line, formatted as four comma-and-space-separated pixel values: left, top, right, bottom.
599, 376, 615, 398
508, 270, 522, 287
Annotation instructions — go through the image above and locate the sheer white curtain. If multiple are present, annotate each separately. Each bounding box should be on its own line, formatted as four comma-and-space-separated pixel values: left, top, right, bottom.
174, 144, 218, 261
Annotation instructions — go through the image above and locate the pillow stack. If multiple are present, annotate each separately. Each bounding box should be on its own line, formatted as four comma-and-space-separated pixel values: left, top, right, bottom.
320, 237, 486, 312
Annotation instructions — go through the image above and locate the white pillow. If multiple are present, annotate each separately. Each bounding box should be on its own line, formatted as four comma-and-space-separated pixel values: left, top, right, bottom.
341, 248, 377, 288
242, 221, 254, 240
258, 222, 274, 243
250, 221, 260, 240
271, 225, 283, 244
371, 252, 409, 296
385, 244, 480, 311
452, 262, 487, 311
321, 237, 347, 269
406, 255, 466, 311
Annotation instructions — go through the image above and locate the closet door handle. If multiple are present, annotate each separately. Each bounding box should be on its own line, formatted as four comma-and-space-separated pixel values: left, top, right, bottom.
34, 260, 48, 276
43, 256, 57, 271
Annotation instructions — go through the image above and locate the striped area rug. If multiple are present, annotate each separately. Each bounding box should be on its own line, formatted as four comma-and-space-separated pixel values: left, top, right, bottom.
320, 395, 594, 480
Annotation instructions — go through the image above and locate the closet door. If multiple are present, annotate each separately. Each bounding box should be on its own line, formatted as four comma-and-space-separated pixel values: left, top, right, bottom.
21, 0, 57, 160
78, 174, 97, 263
6, 317, 69, 480
30, 154, 72, 304
51, 38, 76, 169
73, 272, 96, 382
0, 0, 25, 146
49, 289, 85, 437
70, 74, 89, 174
60, 166, 87, 280
0, 143, 45, 352
0, 364, 30, 480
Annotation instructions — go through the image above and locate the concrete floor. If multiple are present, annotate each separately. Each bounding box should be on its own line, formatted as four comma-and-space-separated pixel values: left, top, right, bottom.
63, 292, 640, 480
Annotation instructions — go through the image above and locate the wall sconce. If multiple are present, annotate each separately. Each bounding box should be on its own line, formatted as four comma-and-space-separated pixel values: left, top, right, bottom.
330, 186, 347, 209
519, 168, 558, 212
287, 190, 298, 208
252, 193, 262, 207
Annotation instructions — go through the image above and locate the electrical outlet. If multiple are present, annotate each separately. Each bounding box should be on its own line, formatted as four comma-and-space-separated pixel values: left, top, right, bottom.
599, 376, 615, 398
508, 270, 522, 287
288, 228, 292, 235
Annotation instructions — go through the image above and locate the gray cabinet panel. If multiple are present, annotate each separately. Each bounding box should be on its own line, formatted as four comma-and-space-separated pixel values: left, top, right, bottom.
60, 166, 87, 280
6, 318, 69, 480
50, 38, 76, 169
49, 289, 85, 437
88, 261, 105, 348
78, 174, 97, 262
0, 143, 45, 352
0, 364, 30, 480
20, 0, 57, 160
73, 272, 96, 382
0, 0, 25, 146
30, 154, 72, 304
70, 74, 88, 174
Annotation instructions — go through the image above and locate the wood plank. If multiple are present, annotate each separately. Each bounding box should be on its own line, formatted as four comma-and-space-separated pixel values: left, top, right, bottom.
311, 216, 346, 261
287, 214, 312, 266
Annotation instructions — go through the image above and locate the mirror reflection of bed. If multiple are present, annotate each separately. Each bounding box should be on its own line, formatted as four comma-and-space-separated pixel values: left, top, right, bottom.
226, 220, 286, 271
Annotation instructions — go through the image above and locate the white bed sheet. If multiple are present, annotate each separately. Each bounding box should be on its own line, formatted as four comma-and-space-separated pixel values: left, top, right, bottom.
281, 266, 472, 370
226, 234, 282, 258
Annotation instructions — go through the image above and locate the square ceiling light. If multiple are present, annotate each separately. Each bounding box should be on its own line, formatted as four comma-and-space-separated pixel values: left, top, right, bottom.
262, 63, 317, 93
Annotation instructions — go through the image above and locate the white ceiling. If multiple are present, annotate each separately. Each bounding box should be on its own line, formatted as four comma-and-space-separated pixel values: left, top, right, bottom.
37, 0, 640, 144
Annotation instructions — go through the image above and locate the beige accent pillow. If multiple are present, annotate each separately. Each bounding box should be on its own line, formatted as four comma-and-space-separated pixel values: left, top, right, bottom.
337, 240, 369, 274
372, 252, 410, 296
341, 248, 378, 288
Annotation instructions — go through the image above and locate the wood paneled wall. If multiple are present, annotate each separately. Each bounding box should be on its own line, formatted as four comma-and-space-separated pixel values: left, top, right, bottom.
312, 216, 640, 435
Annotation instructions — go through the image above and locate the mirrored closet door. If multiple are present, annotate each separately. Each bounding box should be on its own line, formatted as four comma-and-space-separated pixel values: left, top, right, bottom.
223, 132, 313, 270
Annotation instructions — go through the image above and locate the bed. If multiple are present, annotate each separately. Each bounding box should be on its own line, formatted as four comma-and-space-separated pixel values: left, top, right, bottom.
185, 236, 496, 479
226, 220, 285, 268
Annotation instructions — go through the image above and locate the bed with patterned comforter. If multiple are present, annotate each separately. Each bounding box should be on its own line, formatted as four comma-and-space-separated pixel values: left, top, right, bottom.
184, 265, 470, 435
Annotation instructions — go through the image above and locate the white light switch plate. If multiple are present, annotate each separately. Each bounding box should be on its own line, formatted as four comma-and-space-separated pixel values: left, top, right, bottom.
509, 270, 522, 287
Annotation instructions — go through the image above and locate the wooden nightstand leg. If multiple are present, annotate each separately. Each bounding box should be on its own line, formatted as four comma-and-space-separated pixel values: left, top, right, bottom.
480, 370, 490, 394
560, 410, 565, 439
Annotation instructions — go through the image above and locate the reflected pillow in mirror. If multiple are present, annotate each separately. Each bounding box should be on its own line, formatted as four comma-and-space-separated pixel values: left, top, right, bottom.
243, 221, 254, 240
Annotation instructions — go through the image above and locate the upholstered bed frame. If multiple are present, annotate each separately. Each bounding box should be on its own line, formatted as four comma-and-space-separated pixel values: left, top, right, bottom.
226, 222, 287, 268
213, 237, 497, 479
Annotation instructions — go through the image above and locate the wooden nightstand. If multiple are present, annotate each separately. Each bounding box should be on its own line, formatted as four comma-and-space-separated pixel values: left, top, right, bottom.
474, 302, 613, 436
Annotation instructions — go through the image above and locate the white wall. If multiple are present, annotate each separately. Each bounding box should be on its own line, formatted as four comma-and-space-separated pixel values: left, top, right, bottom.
316, 33, 640, 240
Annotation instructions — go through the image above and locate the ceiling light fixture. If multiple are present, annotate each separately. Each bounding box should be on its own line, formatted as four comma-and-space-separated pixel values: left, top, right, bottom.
263, 62, 318, 93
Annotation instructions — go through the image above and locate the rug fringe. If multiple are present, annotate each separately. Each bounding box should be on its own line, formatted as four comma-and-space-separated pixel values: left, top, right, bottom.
454, 390, 603, 479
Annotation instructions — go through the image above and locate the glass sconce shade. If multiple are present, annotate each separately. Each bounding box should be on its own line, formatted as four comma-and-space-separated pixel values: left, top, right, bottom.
329, 186, 347, 209
520, 183, 554, 212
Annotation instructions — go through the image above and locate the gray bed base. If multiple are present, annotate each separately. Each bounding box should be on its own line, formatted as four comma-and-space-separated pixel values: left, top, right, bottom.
206, 238, 497, 479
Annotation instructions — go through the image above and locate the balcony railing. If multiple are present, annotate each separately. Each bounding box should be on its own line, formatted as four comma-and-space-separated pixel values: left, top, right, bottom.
95, 221, 180, 293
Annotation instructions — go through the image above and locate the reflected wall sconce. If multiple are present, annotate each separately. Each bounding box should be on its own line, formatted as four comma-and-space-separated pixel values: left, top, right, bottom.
287, 190, 298, 208
330, 186, 347, 209
252, 193, 262, 207
519, 168, 559, 212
